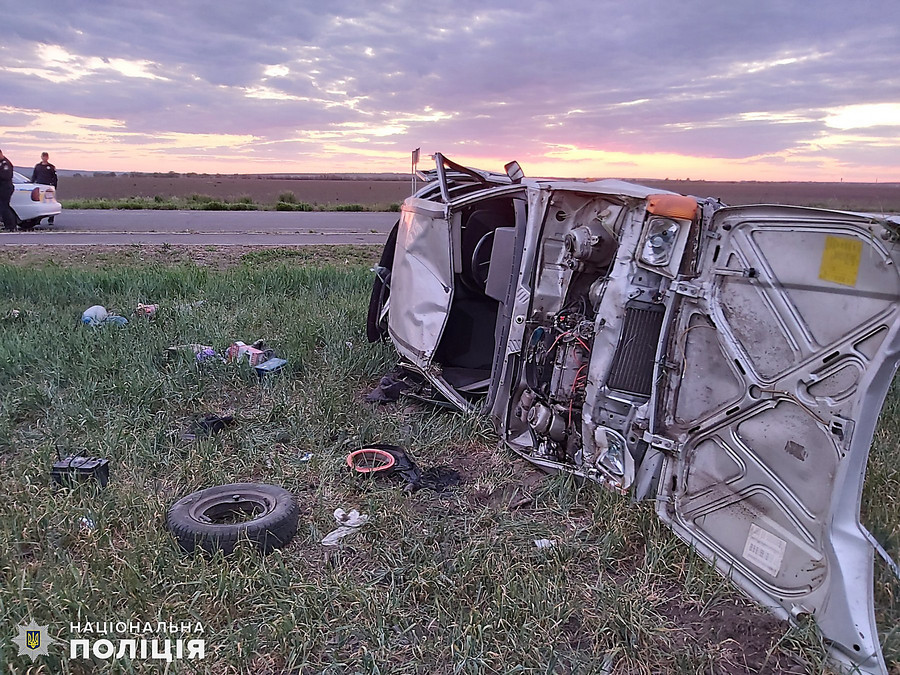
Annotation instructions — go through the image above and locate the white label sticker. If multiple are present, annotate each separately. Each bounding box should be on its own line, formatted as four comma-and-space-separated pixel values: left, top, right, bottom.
742, 523, 787, 577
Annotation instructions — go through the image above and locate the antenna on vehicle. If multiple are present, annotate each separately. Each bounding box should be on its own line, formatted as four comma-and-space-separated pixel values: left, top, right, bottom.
411, 147, 420, 196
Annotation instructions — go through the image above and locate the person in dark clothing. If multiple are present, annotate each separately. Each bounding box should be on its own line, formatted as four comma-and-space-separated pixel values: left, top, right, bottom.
32, 152, 58, 187
32, 152, 58, 224
0, 148, 17, 231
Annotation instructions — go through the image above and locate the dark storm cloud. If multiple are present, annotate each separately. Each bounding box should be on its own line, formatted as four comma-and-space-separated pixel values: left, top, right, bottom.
2, 0, 899, 175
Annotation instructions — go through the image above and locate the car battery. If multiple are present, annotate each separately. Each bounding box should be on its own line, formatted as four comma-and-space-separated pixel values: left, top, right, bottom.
51, 456, 110, 487
255, 357, 288, 377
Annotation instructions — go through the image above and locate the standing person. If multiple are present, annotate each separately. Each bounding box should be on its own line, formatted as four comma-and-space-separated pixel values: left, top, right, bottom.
0, 148, 16, 231
32, 152, 58, 224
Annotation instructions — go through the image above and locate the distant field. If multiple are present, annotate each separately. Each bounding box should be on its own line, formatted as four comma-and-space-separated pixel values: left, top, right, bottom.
61, 175, 412, 210
59, 174, 900, 212
644, 179, 900, 212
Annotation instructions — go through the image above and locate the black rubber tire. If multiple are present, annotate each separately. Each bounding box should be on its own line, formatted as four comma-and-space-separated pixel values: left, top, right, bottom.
166, 482, 299, 555
366, 220, 399, 342
17, 218, 39, 231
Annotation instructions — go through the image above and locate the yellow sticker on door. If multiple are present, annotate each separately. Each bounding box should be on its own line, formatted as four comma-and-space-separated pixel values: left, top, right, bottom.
819, 235, 862, 287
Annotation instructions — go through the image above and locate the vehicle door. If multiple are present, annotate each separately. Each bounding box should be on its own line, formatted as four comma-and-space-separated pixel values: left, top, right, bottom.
656, 205, 900, 674
388, 184, 528, 410
387, 197, 454, 373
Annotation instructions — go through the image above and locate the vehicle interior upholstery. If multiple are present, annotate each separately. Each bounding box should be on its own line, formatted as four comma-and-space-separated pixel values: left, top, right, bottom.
434, 198, 519, 390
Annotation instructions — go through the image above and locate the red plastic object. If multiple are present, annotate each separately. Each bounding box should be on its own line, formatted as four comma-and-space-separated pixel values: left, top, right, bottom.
346, 448, 396, 473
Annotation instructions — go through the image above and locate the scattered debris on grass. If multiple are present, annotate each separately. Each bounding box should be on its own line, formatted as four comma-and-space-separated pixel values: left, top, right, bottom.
366, 366, 416, 403
321, 508, 369, 547
134, 302, 159, 317
166, 343, 221, 363
412, 466, 463, 493
179, 414, 236, 443
81, 304, 127, 327
165, 338, 288, 375
226, 340, 272, 366
50, 455, 111, 488
347, 443, 462, 493
255, 356, 288, 377
347, 446, 398, 474
78, 516, 97, 534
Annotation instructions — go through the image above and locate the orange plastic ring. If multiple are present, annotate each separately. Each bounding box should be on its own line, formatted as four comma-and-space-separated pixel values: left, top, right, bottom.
346, 448, 396, 473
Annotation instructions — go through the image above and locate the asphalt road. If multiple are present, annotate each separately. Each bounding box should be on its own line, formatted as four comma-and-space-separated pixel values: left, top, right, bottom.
0, 210, 399, 245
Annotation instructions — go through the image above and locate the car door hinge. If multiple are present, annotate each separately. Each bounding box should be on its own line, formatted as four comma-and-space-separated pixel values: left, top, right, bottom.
642, 431, 679, 454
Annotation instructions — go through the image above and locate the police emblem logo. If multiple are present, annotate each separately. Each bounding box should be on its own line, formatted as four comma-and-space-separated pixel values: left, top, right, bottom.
12, 620, 52, 662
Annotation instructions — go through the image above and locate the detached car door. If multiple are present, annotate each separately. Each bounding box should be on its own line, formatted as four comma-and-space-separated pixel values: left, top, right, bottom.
657, 205, 900, 675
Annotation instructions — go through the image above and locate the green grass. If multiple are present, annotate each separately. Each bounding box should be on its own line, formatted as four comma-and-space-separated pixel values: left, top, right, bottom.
61, 195, 399, 213
0, 262, 896, 674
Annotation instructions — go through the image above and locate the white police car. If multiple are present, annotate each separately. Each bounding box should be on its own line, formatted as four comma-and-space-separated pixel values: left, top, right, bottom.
6, 171, 62, 229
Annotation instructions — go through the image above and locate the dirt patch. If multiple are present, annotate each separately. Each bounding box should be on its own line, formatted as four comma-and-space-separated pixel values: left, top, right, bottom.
0, 244, 381, 270
657, 586, 809, 674
469, 465, 546, 510
440, 441, 510, 483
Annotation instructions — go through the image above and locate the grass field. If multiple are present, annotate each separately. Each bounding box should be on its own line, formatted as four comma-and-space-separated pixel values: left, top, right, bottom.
0, 251, 897, 674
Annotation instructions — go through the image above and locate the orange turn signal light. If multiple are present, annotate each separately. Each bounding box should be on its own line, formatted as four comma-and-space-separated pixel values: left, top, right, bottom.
646, 194, 698, 220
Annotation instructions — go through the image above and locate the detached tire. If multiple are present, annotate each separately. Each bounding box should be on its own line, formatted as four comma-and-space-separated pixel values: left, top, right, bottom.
167, 483, 299, 555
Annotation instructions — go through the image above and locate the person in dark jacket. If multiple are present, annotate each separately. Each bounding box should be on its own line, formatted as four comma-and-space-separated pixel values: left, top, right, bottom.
32, 152, 58, 187
32, 152, 58, 224
0, 148, 17, 231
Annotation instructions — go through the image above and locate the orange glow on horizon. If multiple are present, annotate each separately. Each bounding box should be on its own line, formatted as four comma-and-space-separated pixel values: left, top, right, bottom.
1, 143, 895, 183
1, 105, 896, 182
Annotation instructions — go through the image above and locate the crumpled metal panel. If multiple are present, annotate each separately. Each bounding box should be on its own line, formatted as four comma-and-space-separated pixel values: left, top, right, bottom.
387, 199, 453, 367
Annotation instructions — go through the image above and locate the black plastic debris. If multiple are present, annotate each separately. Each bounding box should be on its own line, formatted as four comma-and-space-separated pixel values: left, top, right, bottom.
413, 466, 462, 492
198, 414, 235, 434
366, 367, 415, 403
180, 414, 236, 442
51, 456, 110, 488
347, 443, 462, 493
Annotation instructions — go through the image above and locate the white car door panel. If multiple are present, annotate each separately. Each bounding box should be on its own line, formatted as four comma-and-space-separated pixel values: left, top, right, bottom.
658, 206, 900, 674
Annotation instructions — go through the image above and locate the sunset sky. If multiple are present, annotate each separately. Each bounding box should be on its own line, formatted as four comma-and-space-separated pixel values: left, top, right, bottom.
2, 1, 899, 181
